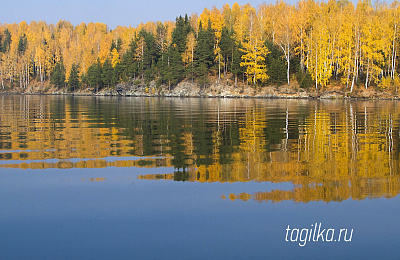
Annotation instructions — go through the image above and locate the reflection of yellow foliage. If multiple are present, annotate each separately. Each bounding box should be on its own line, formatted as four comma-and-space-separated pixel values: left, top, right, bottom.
0, 96, 173, 169
0, 158, 171, 170
88, 178, 107, 182
231, 176, 400, 203
140, 102, 400, 203
2, 96, 400, 203
138, 173, 174, 180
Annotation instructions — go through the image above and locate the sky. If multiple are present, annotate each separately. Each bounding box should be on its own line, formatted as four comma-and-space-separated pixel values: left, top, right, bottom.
0, 0, 299, 29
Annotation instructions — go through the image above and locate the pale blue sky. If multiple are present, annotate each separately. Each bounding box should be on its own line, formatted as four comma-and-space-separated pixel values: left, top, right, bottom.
1, 0, 299, 29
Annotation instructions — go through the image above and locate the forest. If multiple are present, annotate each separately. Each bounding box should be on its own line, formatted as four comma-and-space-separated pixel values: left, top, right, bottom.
0, 0, 400, 93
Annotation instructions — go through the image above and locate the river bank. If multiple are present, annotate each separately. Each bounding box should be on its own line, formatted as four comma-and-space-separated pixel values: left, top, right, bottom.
1, 80, 399, 100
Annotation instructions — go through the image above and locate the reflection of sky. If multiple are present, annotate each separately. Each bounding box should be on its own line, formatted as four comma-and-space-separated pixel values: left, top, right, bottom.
0, 167, 399, 259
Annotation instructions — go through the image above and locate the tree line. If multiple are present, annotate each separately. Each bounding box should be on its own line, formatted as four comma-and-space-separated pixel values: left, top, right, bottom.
0, 0, 400, 92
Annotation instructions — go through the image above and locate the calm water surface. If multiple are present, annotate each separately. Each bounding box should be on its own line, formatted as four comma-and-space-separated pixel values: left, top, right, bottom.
0, 95, 399, 259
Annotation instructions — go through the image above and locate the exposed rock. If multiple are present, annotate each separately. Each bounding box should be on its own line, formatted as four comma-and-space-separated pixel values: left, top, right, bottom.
320, 91, 344, 99
3, 79, 400, 100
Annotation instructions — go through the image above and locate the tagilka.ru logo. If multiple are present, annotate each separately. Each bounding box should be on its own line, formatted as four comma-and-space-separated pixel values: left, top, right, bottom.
285, 223, 353, 247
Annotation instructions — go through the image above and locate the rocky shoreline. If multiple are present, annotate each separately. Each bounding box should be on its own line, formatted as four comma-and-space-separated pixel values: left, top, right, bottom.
2, 80, 399, 100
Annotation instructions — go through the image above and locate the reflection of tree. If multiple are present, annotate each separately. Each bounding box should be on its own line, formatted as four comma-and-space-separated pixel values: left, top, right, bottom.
1, 96, 400, 203
228, 175, 400, 203
225, 101, 400, 203
138, 173, 174, 181
174, 169, 190, 182
138, 100, 400, 203
1, 158, 171, 170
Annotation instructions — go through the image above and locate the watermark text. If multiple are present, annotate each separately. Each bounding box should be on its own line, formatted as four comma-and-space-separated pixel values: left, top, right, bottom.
285, 223, 353, 247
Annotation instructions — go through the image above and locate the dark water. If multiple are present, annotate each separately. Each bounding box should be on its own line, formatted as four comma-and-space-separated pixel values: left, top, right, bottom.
0, 95, 399, 259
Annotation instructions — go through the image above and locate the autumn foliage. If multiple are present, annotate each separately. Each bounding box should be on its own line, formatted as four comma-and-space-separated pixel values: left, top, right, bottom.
0, 0, 400, 92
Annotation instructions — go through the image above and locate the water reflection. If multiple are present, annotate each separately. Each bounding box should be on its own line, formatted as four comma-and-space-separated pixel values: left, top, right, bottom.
1, 95, 399, 203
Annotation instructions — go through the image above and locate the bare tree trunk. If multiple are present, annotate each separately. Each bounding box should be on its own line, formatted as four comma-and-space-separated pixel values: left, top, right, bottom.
218, 52, 221, 84
254, 46, 257, 86
22, 67, 25, 88
286, 49, 290, 86
300, 28, 304, 71
315, 41, 318, 91
355, 34, 360, 85
191, 45, 194, 83
365, 58, 370, 90
346, 45, 351, 88
224, 56, 227, 81
141, 41, 144, 80
350, 33, 359, 93
235, 74, 237, 88
1, 67, 3, 89
0, 55, 2, 89
39, 58, 43, 87
26, 63, 29, 87
392, 24, 397, 79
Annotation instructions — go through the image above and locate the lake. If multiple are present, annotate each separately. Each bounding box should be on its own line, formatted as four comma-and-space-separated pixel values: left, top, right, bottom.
0, 95, 399, 259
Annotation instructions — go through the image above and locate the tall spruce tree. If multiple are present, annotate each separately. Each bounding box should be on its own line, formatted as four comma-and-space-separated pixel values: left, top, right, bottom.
1, 29, 11, 53
68, 64, 80, 92
160, 45, 174, 90
87, 59, 102, 92
51, 60, 66, 88
162, 15, 192, 86
121, 39, 138, 81
171, 15, 191, 53
264, 40, 287, 85
194, 20, 215, 87
17, 35, 27, 54
169, 45, 185, 85
219, 27, 234, 80
219, 27, 246, 85
112, 62, 122, 87
138, 29, 159, 83
231, 41, 245, 87
102, 58, 113, 88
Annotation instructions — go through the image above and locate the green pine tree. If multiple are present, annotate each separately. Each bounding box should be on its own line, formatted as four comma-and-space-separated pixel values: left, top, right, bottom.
102, 58, 113, 88
194, 20, 215, 87
264, 40, 287, 85
1, 29, 11, 53
68, 64, 80, 92
164, 15, 192, 86
51, 60, 66, 88
87, 59, 102, 92
138, 29, 159, 83
113, 62, 122, 87
231, 40, 245, 87
121, 39, 138, 81
18, 35, 27, 54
